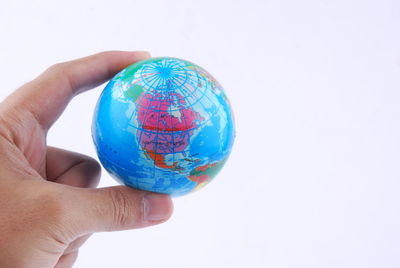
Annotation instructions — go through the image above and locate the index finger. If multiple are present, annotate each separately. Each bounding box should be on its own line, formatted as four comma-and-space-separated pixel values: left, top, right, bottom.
4, 51, 150, 130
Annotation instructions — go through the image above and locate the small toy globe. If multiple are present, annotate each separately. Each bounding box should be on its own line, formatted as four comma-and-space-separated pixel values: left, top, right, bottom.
92, 57, 235, 196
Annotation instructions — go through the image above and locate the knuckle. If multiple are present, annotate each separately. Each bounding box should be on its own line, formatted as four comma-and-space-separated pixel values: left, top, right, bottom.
96, 51, 110, 57
44, 62, 72, 83
80, 158, 101, 188
107, 188, 137, 229
33, 186, 79, 242
73, 155, 102, 186
96, 51, 115, 58
83, 157, 102, 175
44, 61, 77, 90
36, 188, 69, 224
46, 62, 65, 75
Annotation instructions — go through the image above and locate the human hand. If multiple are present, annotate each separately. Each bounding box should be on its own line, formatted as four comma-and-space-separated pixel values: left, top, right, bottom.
0, 51, 173, 268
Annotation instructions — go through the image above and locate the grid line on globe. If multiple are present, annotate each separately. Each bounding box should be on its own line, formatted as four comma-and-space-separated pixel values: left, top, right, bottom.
92, 57, 235, 196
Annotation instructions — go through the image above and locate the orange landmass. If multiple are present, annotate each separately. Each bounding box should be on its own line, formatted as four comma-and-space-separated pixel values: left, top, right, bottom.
146, 150, 178, 169
188, 174, 210, 184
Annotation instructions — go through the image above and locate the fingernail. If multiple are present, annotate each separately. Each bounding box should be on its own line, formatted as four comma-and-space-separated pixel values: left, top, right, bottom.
143, 193, 171, 223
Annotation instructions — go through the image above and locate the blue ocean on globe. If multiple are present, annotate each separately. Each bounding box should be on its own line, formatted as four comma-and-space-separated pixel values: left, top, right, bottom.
92, 57, 235, 196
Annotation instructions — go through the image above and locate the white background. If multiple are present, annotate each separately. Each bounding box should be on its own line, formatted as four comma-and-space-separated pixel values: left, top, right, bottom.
1, 0, 400, 267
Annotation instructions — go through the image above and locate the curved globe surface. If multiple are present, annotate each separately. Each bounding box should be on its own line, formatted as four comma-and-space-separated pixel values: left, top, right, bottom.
92, 57, 235, 196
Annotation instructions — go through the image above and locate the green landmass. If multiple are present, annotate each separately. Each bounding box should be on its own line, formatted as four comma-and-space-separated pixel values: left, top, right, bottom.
190, 158, 228, 179
124, 84, 144, 101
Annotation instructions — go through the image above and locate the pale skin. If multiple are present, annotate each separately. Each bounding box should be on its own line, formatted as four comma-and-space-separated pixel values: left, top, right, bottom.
0, 51, 174, 268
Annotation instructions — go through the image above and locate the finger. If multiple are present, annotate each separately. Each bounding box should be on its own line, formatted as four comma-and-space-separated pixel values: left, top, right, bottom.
63, 234, 91, 255
68, 186, 173, 234
46, 146, 101, 188
4, 51, 150, 130
55, 251, 79, 268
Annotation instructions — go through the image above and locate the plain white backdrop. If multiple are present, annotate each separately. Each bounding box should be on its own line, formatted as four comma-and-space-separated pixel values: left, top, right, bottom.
1, 0, 400, 267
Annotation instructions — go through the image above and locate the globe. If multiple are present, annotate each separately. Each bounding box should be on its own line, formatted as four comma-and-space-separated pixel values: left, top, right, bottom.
92, 57, 235, 196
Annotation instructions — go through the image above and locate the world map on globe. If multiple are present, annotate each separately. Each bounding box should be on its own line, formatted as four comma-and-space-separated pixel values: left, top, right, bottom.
92, 57, 235, 196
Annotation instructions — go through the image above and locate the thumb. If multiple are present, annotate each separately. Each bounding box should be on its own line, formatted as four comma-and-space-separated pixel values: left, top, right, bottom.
69, 186, 173, 233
